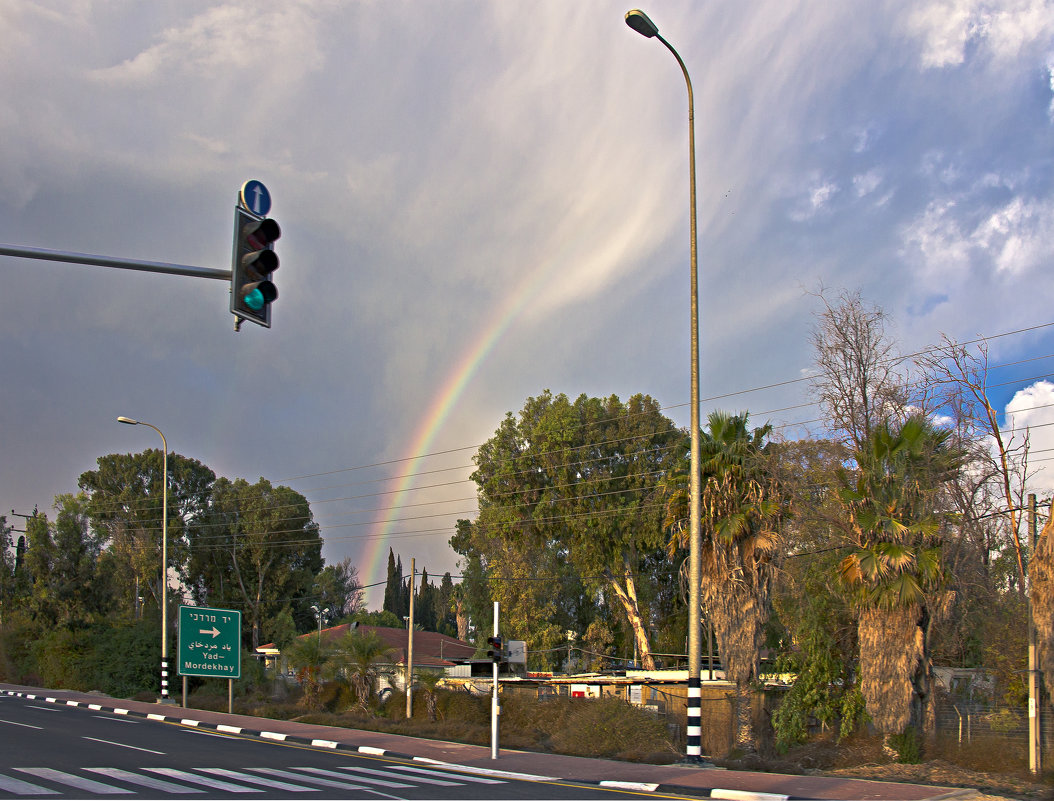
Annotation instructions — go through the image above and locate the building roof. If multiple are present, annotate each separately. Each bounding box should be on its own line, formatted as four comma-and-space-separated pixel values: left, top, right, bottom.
258, 623, 477, 668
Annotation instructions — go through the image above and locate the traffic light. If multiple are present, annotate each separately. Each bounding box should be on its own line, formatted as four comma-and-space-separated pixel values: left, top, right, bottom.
230, 206, 280, 328
487, 635, 505, 663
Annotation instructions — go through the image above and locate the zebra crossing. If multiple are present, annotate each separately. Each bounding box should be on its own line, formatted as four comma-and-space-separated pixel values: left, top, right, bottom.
0, 763, 508, 796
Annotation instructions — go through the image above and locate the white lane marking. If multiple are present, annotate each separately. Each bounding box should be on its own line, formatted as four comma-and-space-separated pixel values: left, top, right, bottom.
411, 758, 554, 781
335, 765, 461, 787
389, 764, 507, 784
248, 768, 370, 793
24, 705, 60, 712
198, 769, 321, 793
81, 736, 165, 754
92, 715, 138, 723
0, 773, 59, 794
181, 729, 239, 739
85, 768, 205, 794
15, 768, 134, 795
144, 768, 262, 793
0, 718, 43, 729
294, 766, 412, 789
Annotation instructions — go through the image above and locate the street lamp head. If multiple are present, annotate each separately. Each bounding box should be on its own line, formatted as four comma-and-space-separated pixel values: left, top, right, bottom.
625, 9, 659, 38
117, 416, 139, 425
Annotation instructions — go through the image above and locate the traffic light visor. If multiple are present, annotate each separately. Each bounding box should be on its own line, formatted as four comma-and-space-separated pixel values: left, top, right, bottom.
245, 218, 281, 250
242, 280, 277, 310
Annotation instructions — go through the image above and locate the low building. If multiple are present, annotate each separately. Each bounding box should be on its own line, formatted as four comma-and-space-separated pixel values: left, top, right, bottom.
257, 622, 477, 689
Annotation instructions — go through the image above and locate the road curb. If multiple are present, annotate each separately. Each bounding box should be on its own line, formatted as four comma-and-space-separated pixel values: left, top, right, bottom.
1, 690, 719, 795
2, 690, 965, 800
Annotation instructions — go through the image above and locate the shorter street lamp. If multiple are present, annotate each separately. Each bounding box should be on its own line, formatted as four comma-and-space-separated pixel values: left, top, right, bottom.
311, 605, 329, 647
117, 416, 172, 704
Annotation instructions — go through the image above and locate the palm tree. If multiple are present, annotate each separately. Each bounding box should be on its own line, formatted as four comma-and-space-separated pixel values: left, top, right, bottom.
836, 414, 961, 749
665, 411, 785, 752
1030, 513, 1054, 691
331, 629, 395, 715
284, 636, 330, 711
415, 670, 444, 722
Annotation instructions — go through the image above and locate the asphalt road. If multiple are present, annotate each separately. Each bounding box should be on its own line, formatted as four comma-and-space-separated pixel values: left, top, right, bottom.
0, 695, 695, 800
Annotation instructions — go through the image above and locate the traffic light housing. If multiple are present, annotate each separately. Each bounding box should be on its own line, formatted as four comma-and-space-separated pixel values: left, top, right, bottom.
230, 206, 280, 328
487, 636, 505, 663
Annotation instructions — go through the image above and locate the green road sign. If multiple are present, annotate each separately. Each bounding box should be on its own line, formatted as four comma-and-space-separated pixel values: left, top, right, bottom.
177, 605, 241, 679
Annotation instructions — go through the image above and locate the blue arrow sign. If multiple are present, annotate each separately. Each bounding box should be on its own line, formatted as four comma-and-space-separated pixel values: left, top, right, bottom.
238, 180, 271, 218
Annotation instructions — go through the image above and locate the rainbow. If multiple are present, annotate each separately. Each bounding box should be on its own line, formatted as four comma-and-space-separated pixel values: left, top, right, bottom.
359, 265, 549, 592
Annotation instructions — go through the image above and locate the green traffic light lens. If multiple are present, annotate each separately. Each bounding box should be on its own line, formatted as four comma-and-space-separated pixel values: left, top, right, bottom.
244, 288, 265, 311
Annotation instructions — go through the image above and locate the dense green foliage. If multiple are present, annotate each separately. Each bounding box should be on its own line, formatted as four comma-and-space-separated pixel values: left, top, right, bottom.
0, 291, 1042, 763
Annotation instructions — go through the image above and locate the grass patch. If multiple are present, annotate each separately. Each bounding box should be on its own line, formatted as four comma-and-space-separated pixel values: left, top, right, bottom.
179, 683, 678, 763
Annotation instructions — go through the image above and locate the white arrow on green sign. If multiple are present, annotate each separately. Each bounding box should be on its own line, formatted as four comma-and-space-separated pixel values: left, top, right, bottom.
177, 605, 241, 679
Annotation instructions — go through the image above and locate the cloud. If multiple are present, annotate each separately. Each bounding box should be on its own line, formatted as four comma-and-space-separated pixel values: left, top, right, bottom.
4, 0, 1054, 602
902, 193, 1054, 280
906, 0, 1054, 68
1005, 381, 1054, 494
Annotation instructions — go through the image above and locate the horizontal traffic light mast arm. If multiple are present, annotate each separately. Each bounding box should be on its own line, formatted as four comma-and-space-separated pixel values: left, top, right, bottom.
0, 243, 232, 281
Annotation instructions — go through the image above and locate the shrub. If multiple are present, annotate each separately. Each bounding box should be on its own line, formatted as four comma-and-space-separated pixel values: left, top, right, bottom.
886, 727, 922, 764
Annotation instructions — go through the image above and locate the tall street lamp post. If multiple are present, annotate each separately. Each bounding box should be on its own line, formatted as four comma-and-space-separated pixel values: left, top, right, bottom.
117, 416, 173, 704
625, 8, 704, 763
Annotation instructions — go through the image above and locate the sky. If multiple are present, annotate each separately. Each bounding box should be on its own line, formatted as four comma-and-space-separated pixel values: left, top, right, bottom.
2, 0, 1054, 609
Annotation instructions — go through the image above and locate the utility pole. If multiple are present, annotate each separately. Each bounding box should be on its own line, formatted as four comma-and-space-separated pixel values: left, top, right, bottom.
1028, 493, 1043, 775
406, 558, 415, 720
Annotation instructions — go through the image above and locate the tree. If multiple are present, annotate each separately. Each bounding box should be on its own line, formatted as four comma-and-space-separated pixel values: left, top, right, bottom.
23, 495, 111, 629
457, 391, 682, 669
1029, 513, 1054, 692
415, 670, 443, 721
415, 569, 437, 632
382, 549, 406, 619
770, 438, 864, 748
0, 514, 19, 625
811, 289, 909, 451
918, 336, 1030, 596
665, 411, 785, 751
79, 450, 215, 621
452, 543, 490, 643
835, 415, 962, 749
186, 477, 323, 650
331, 629, 395, 715
285, 634, 331, 711
313, 557, 365, 619
436, 572, 457, 636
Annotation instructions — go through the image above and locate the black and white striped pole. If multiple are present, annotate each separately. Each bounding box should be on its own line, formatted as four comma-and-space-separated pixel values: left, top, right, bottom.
625, 8, 704, 762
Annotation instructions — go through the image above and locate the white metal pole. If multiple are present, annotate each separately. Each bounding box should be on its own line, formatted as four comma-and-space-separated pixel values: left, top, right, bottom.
406, 559, 415, 719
